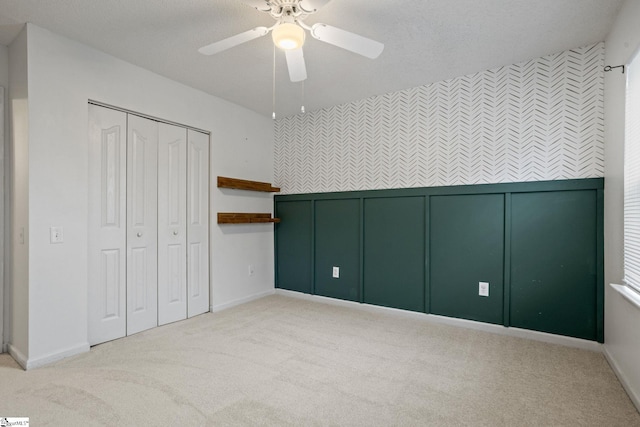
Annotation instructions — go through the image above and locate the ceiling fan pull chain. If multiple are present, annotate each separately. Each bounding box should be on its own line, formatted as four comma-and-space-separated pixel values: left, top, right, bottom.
301, 80, 305, 114
272, 44, 277, 120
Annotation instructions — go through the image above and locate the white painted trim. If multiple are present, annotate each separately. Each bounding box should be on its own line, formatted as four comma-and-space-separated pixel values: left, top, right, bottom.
211, 289, 275, 313
26, 342, 90, 370
0, 85, 4, 355
7, 343, 27, 370
610, 283, 640, 310
275, 289, 603, 352
88, 100, 210, 135
9, 342, 90, 370
603, 345, 640, 413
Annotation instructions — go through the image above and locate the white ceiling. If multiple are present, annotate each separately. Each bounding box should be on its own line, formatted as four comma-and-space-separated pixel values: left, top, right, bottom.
0, 0, 624, 118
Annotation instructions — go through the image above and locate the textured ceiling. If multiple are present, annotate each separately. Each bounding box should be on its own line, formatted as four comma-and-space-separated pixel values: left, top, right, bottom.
0, 0, 624, 118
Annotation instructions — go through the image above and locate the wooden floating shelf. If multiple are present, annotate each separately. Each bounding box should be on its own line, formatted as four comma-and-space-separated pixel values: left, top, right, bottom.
217, 176, 280, 193
217, 212, 281, 224
217, 177, 281, 224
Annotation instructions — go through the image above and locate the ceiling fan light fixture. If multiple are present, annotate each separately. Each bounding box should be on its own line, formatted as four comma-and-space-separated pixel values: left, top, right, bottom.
272, 22, 305, 50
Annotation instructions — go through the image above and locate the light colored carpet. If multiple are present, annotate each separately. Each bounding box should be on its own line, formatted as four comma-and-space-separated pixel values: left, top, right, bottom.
0, 294, 639, 426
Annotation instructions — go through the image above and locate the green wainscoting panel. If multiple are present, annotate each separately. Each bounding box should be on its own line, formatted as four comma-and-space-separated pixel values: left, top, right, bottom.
430, 194, 505, 324
315, 199, 360, 301
510, 190, 597, 341
363, 197, 425, 312
275, 200, 312, 293
274, 178, 604, 342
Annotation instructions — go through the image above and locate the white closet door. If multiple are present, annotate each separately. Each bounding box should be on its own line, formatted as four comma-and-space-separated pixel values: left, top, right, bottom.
88, 105, 127, 345
126, 115, 159, 335
187, 129, 210, 317
157, 123, 187, 325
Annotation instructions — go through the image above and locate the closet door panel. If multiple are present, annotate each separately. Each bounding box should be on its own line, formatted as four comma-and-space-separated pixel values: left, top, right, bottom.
88, 105, 127, 345
126, 115, 159, 335
187, 129, 210, 317
158, 123, 187, 325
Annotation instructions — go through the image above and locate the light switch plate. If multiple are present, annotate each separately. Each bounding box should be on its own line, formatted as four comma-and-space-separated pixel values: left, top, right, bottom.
479, 281, 489, 297
332, 266, 340, 278
50, 226, 64, 244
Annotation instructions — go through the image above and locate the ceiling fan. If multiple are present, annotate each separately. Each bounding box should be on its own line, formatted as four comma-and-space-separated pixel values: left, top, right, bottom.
198, 0, 384, 83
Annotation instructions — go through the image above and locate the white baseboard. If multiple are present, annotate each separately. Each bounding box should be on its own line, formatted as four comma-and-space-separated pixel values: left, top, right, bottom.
8, 343, 28, 369
603, 345, 640, 413
211, 289, 276, 313
275, 289, 602, 352
8, 342, 90, 370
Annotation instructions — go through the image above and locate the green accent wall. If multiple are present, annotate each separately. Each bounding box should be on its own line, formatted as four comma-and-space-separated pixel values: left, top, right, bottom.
274, 201, 312, 294
314, 199, 360, 301
274, 178, 604, 342
510, 190, 598, 340
363, 197, 425, 312
430, 194, 505, 324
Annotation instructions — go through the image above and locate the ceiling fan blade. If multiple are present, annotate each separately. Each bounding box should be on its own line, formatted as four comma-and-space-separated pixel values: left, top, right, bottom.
310, 23, 384, 59
239, 0, 271, 12
298, 0, 332, 13
285, 48, 307, 82
198, 27, 269, 55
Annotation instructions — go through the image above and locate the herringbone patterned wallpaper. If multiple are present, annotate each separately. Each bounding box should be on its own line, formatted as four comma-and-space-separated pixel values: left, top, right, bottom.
274, 43, 604, 194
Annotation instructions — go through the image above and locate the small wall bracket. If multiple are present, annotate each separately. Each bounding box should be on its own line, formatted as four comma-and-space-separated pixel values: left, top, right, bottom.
604, 64, 625, 74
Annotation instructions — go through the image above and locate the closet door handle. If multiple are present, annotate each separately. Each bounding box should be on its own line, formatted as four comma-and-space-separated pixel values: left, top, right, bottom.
173, 230, 179, 236
136, 232, 143, 237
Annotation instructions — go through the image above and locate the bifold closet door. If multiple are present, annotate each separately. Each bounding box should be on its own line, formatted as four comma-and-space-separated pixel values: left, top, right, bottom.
89, 106, 209, 344
126, 115, 159, 335
158, 123, 188, 325
187, 129, 210, 317
88, 105, 127, 345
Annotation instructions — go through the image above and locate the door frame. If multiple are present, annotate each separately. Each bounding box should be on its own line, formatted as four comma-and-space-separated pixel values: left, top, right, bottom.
1, 86, 6, 353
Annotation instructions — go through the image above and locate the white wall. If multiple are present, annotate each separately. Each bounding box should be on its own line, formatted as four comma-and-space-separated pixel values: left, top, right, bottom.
0, 45, 7, 86
603, 0, 640, 411
11, 23, 274, 368
7, 27, 29, 363
0, 43, 7, 352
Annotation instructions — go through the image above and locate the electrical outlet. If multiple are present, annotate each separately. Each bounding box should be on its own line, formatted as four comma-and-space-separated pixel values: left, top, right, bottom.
248, 265, 255, 277
332, 266, 340, 278
50, 226, 64, 244
479, 281, 489, 297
